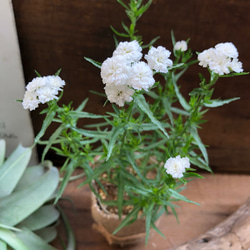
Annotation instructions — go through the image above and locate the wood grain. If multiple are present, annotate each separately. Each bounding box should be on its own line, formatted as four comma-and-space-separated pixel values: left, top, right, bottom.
12, 0, 250, 172
51, 173, 250, 249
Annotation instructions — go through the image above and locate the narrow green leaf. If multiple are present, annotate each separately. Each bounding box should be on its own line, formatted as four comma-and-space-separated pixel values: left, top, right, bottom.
106, 126, 124, 160
0, 167, 59, 226
145, 203, 154, 244
189, 155, 211, 172
69, 111, 105, 119
141, 36, 160, 49
150, 221, 166, 239
172, 73, 190, 111
75, 98, 88, 112
56, 204, 76, 250
204, 97, 240, 108
117, 170, 124, 219
35, 109, 56, 143
190, 126, 208, 164
126, 151, 147, 183
110, 26, 130, 38
0, 144, 31, 197
168, 189, 199, 205
54, 69, 62, 76
70, 126, 109, 138
41, 124, 65, 161
80, 161, 111, 187
112, 206, 141, 235
55, 159, 76, 203
116, 0, 129, 10
135, 95, 169, 138
84, 57, 102, 69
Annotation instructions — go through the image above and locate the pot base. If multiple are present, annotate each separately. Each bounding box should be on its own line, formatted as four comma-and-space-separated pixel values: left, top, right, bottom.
92, 222, 147, 246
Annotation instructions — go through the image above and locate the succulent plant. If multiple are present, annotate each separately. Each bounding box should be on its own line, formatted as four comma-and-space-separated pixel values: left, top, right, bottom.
0, 139, 60, 249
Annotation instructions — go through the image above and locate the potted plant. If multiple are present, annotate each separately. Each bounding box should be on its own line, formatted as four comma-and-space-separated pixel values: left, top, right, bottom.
20, 0, 247, 246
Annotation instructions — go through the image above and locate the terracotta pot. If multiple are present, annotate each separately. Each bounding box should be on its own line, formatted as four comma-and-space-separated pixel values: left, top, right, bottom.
91, 193, 157, 246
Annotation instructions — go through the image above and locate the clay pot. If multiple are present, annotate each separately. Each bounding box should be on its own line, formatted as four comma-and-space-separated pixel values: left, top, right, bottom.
91, 193, 157, 246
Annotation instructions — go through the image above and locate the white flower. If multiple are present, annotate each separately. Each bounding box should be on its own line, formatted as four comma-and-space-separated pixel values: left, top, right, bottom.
198, 48, 217, 68
26, 77, 46, 92
208, 52, 231, 75
113, 40, 142, 63
145, 46, 173, 73
229, 58, 243, 73
198, 43, 243, 75
36, 85, 59, 104
22, 75, 65, 111
22, 90, 40, 111
215, 42, 238, 59
128, 61, 155, 91
174, 40, 188, 52
164, 155, 190, 178
104, 83, 134, 107
46, 75, 65, 90
100, 55, 131, 86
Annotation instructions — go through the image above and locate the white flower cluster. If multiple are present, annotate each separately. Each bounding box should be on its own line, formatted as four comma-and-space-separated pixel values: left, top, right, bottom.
101, 40, 173, 107
198, 42, 243, 75
22, 75, 65, 111
164, 155, 190, 179
174, 40, 188, 52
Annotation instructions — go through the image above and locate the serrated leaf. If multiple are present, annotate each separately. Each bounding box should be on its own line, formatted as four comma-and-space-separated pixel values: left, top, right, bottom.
0, 144, 31, 197
0, 167, 59, 226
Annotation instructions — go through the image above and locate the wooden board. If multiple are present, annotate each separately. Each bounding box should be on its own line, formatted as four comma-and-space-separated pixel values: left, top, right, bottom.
51, 173, 250, 249
12, 0, 250, 172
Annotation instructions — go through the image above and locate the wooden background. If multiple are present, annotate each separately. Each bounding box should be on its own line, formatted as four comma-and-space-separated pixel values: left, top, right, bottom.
12, 0, 250, 173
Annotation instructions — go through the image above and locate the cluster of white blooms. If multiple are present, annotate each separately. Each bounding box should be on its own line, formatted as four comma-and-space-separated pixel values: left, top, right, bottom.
198, 42, 243, 75
101, 40, 173, 107
164, 155, 190, 179
145, 46, 173, 73
22, 75, 65, 111
174, 40, 188, 52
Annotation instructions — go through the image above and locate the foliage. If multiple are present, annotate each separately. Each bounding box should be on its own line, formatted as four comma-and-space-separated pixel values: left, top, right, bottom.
0, 140, 59, 249
21, 0, 247, 244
